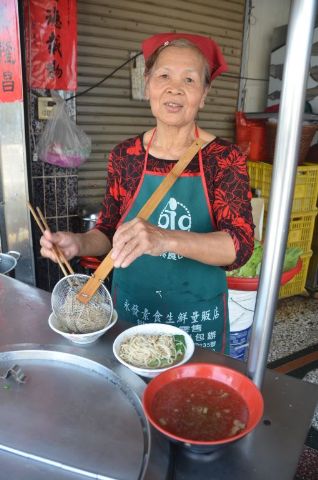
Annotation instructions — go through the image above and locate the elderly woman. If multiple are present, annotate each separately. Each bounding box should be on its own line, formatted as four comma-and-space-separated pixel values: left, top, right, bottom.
40, 32, 254, 354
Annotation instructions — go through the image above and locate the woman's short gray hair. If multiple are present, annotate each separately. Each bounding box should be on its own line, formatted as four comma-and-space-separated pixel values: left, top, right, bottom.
144, 39, 211, 88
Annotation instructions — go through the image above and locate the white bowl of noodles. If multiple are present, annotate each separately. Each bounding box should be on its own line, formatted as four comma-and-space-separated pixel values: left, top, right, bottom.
112, 323, 195, 378
48, 309, 118, 344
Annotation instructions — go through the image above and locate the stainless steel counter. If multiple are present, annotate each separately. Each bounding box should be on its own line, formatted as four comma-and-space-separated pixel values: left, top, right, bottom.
0, 274, 317, 480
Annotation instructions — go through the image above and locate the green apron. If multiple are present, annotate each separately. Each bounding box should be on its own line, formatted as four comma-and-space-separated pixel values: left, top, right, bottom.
112, 134, 229, 353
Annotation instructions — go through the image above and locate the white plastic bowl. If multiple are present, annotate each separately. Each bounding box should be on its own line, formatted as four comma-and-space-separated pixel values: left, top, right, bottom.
113, 323, 195, 378
48, 309, 118, 345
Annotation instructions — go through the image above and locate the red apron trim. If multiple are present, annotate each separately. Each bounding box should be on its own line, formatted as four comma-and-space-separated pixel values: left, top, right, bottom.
221, 292, 228, 353
198, 147, 216, 229
118, 130, 156, 226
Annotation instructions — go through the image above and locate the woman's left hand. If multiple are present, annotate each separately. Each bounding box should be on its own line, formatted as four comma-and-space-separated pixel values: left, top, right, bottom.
111, 218, 168, 268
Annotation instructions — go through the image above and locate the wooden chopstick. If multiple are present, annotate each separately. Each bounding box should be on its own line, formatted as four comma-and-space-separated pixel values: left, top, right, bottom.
35, 207, 74, 275
27, 202, 69, 277
27, 202, 74, 277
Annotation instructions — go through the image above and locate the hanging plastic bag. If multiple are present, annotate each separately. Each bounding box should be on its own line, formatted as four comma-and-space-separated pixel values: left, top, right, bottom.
37, 93, 91, 168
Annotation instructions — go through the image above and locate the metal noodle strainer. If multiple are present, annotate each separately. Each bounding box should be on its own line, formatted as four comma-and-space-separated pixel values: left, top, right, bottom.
51, 274, 113, 334
28, 203, 113, 334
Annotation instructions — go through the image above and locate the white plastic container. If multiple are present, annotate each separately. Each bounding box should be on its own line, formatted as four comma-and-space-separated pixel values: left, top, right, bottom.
228, 289, 257, 361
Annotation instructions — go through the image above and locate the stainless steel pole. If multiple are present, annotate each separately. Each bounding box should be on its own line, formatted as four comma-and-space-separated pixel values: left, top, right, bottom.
247, 0, 318, 388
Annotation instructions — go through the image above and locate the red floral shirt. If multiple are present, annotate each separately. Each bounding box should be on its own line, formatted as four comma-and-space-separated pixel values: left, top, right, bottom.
95, 135, 254, 270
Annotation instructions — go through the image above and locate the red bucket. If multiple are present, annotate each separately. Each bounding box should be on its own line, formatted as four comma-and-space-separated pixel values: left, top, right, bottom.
235, 112, 267, 161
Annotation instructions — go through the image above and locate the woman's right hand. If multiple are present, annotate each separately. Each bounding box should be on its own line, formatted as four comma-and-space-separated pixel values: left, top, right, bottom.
40, 230, 81, 263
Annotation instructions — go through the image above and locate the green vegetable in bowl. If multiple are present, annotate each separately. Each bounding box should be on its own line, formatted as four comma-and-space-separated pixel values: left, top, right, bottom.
282, 247, 303, 272
227, 240, 263, 278
174, 334, 187, 357
147, 335, 187, 368
119, 333, 187, 369
226, 240, 302, 278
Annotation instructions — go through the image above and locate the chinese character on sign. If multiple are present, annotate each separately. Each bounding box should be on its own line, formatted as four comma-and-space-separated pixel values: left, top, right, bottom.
124, 300, 130, 312
45, 7, 62, 28
5, 41, 15, 64
195, 333, 205, 342
207, 330, 216, 340
213, 306, 220, 321
29, 0, 77, 90
153, 310, 163, 323
191, 324, 202, 333
0, 41, 16, 64
46, 60, 63, 79
179, 325, 190, 333
141, 308, 150, 322
177, 312, 188, 324
46, 32, 62, 57
202, 310, 211, 322
2, 71, 14, 92
191, 311, 200, 323
166, 312, 174, 324
0, 1, 22, 102
131, 304, 139, 317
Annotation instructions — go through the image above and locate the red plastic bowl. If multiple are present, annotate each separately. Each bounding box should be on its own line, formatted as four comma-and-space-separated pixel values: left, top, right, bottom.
227, 258, 302, 291
143, 363, 264, 447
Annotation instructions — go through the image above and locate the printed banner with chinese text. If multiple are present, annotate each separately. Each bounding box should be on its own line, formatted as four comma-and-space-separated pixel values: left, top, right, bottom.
29, 0, 77, 90
0, 0, 23, 102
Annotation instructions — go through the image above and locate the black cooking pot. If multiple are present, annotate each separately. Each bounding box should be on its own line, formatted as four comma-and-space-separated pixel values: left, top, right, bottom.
0, 251, 21, 275
81, 212, 98, 232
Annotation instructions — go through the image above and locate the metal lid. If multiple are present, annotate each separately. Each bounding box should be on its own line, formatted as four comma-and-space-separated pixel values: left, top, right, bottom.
0, 350, 150, 479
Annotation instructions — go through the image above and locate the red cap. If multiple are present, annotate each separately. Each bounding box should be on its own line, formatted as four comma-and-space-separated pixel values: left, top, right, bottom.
142, 32, 227, 81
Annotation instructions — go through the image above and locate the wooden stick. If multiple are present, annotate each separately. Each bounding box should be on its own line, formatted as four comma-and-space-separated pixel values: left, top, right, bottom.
27, 202, 70, 278
35, 207, 74, 275
76, 138, 205, 304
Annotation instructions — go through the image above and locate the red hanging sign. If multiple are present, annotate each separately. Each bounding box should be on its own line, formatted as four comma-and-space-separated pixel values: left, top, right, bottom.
29, 0, 77, 91
0, 0, 23, 102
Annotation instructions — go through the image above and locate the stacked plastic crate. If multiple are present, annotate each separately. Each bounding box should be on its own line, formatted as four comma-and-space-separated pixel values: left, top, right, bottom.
247, 161, 318, 298
306, 214, 318, 294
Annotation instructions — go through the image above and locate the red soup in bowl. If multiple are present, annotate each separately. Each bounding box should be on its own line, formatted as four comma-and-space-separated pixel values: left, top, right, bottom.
143, 363, 264, 446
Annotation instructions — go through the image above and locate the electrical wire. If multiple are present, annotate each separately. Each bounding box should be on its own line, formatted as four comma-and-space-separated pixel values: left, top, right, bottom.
223, 73, 268, 82
238, 0, 254, 111
64, 49, 269, 103
65, 51, 143, 102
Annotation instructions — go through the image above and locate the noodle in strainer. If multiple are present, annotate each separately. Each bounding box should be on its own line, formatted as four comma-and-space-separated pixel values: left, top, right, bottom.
51, 274, 113, 334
